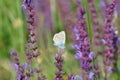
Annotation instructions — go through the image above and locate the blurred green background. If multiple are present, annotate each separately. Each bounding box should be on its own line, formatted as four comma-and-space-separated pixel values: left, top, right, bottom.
0, 0, 120, 80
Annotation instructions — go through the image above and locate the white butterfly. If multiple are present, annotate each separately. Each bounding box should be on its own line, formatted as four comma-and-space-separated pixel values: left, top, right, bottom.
53, 31, 66, 49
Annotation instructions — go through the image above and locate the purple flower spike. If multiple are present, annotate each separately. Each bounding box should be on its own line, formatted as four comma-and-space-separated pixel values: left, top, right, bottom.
54, 54, 64, 80
72, 1, 96, 79
10, 0, 46, 80
102, 0, 117, 79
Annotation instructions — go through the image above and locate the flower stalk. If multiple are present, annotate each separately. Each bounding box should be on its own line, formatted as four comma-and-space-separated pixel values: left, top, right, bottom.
73, 1, 95, 80
102, 0, 116, 79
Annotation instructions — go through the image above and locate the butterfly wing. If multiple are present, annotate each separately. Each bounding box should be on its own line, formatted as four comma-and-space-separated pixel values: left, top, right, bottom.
53, 31, 65, 49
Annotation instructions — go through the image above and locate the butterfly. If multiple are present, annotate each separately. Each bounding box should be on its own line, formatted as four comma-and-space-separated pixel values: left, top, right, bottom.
53, 31, 66, 49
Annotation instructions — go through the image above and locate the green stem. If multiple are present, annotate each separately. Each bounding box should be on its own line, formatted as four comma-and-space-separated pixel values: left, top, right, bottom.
82, 0, 93, 49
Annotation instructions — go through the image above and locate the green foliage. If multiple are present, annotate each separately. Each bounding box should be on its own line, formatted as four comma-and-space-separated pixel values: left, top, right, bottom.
82, 0, 93, 47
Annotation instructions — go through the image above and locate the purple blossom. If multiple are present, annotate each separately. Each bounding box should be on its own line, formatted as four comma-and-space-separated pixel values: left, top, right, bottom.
100, 0, 106, 7
107, 66, 113, 73
102, 0, 116, 79
10, 49, 20, 65
22, 4, 27, 10
54, 54, 64, 80
22, 62, 28, 69
89, 52, 95, 59
101, 39, 107, 45
68, 74, 75, 80
75, 33, 80, 40
100, 0, 107, 18
17, 74, 22, 80
10, 48, 16, 55
25, 77, 29, 80
81, 61, 92, 72
72, 44, 81, 50
74, 51, 82, 60
89, 72, 94, 80
13, 63, 19, 71
10, 0, 46, 80
72, 1, 95, 79
73, 26, 79, 33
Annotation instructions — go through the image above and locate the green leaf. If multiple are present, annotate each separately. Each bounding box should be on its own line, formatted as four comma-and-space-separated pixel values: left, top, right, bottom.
82, 0, 93, 48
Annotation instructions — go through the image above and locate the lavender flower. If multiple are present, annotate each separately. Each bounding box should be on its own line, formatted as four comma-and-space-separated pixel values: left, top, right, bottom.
72, 1, 95, 79
10, 49, 28, 80
74, 51, 82, 60
10, 49, 20, 67
88, 52, 95, 60
102, 0, 117, 79
54, 54, 64, 80
72, 43, 81, 50
23, 0, 46, 79
88, 72, 94, 80
68, 75, 83, 80
10, 0, 46, 80
101, 39, 107, 45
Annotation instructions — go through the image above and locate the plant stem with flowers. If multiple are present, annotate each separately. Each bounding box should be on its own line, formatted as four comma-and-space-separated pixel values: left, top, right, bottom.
73, 1, 95, 80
